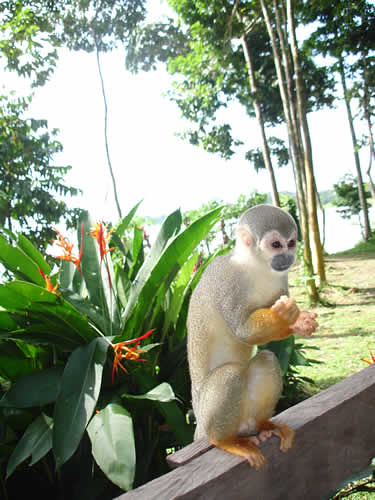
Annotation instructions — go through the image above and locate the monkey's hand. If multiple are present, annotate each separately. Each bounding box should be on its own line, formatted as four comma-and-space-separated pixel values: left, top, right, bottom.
290, 311, 318, 337
248, 296, 301, 344
271, 295, 300, 325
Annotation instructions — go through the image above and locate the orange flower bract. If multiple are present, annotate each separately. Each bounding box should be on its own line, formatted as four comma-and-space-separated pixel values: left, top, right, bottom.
111, 329, 154, 383
88, 222, 114, 261
362, 348, 375, 365
39, 267, 59, 295
53, 223, 83, 274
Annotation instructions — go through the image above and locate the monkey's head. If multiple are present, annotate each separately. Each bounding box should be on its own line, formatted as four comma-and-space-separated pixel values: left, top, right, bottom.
235, 204, 298, 273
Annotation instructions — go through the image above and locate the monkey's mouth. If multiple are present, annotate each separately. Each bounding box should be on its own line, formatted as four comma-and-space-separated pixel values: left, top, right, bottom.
273, 264, 290, 272
272, 255, 294, 272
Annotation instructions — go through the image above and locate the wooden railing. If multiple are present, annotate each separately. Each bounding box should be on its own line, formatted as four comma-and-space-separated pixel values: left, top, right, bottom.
116, 365, 375, 499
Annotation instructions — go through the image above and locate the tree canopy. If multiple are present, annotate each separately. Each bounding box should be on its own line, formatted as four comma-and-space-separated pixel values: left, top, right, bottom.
0, 95, 82, 250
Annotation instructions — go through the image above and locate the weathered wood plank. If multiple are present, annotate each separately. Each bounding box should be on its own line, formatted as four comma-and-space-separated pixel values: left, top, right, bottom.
116, 365, 375, 500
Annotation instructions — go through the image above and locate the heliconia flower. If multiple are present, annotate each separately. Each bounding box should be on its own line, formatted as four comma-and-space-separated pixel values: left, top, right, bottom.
111, 329, 154, 383
39, 267, 59, 295
88, 222, 114, 261
53, 223, 83, 274
362, 348, 375, 365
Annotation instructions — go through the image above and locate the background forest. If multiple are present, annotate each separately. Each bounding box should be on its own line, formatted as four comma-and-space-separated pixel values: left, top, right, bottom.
0, 0, 375, 499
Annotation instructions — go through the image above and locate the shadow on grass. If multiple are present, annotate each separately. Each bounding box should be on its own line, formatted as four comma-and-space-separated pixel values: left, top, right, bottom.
315, 375, 351, 389
324, 297, 375, 307
327, 252, 375, 261
313, 328, 371, 339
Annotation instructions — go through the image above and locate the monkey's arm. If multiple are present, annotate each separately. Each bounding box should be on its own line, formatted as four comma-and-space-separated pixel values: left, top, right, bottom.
239, 296, 317, 345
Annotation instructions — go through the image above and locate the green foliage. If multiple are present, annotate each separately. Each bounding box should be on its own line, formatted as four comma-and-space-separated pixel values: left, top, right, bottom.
333, 174, 371, 220
0, 204, 222, 498
280, 194, 301, 239
260, 337, 319, 405
127, 0, 334, 167
183, 192, 267, 253
0, 1, 60, 87
246, 137, 289, 172
58, 0, 146, 53
0, 1, 147, 86
0, 94, 82, 251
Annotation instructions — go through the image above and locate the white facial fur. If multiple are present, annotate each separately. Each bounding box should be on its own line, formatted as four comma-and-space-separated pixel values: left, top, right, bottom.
259, 230, 297, 267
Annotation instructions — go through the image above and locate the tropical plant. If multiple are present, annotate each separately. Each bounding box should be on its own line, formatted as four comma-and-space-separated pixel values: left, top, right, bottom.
0, 203, 222, 499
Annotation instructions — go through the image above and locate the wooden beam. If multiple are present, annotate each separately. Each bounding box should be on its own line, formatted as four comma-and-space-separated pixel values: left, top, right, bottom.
116, 366, 375, 499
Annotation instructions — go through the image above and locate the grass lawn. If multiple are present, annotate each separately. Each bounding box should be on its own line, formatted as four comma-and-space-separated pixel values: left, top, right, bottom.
289, 238, 375, 499
291, 245, 375, 392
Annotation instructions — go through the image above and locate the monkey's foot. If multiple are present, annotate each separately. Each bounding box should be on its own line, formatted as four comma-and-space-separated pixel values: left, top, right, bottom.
257, 420, 295, 452
210, 436, 266, 470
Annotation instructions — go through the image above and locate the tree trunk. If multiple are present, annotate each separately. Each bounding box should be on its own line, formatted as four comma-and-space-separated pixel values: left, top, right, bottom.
287, 0, 326, 282
260, 0, 319, 302
240, 34, 280, 207
338, 55, 372, 240
362, 53, 375, 201
95, 44, 123, 220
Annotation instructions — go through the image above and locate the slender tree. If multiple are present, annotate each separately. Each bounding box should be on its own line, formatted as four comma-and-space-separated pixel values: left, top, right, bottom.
235, 9, 280, 206
1, 1, 148, 221
302, 0, 375, 239
259, 0, 320, 298
127, 0, 289, 205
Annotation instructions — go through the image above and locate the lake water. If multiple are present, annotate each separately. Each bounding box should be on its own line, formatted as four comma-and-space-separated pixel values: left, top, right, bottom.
321, 206, 375, 254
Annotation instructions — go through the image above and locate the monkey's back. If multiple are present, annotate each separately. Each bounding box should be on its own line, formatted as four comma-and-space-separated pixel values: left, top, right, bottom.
187, 252, 254, 392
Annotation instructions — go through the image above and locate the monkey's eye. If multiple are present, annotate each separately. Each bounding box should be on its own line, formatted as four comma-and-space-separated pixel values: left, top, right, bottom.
271, 241, 282, 249
288, 240, 296, 248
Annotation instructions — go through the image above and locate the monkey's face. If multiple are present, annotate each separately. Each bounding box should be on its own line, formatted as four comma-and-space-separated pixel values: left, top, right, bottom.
259, 230, 297, 273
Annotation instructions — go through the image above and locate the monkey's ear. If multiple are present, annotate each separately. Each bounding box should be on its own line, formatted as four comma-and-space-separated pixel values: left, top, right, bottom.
237, 226, 253, 247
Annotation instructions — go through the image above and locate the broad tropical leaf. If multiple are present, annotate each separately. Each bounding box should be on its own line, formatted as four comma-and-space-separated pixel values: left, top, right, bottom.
123, 209, 182, 321
53, 338, 109, 468
6, 413, 53, 478
122, 382, 176, 403
0, 366, 64, 408
17, 234, 51, 276
87, 402, 136, 492
0, 234, 45, 286
120, 207, 222, 339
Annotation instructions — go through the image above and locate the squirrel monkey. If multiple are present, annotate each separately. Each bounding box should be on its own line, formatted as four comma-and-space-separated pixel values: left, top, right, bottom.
187, 205, 318, 469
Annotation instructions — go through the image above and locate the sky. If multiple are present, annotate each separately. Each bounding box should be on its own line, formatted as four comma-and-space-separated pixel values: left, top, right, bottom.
1, 27, 370, 226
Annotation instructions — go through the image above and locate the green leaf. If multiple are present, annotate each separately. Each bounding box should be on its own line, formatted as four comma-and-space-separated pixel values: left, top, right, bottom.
59, 259, 76, 290
53, 338, 109, 468
0, 234, 45, 286
128, 226, 144, 280
79, 214, 119, 333
17, 234, 51, 276
87, 402, 135, 492
122, 382, 176, 403
264, 336, 294, 375
5, 281, 59, 304
123, 210, 182, 321
156, 400, 193, 446
0, 341, 36, 380
0, 311, 18, 330
162, 251, 197, 339
6, 413, 53, 478
115, 200, 142, 237
121, 207, 222, 340
0, 366, 64, 408
0, 284, 32, 311
0, 281, 97, 344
